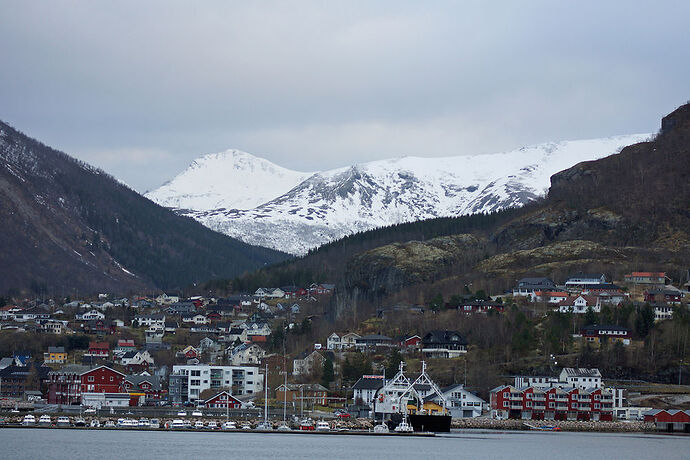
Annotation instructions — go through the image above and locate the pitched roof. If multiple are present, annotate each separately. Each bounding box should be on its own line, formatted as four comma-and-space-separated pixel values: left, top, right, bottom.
124, 374, 161, 391
422, 330, 468, 345
561, 367, 601, 378
352, 376, 385, 390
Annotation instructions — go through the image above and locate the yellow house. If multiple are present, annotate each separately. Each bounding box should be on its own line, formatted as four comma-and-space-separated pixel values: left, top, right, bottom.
44, 346, 67, 364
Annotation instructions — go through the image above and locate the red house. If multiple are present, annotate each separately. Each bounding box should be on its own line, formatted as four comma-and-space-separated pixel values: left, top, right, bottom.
204, 391, 242, 409
644, 289, 684, 305
402, 335, 422, 349
206, 311, 222, 322
81, 366, 126, 393
644, 409, 690, 432
85, 341, 110, 359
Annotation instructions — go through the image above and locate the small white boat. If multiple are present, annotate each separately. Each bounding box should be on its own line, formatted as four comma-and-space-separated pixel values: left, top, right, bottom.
373, 423, 389, 433
84, 408, 96, 415
177, 411, 187, 417
241, 423, 252, 430
138, 418, 150, 428
194, 421, 205, 429
183, 420, 193, 429
104, 420, 116, 428
57, 416, 71, 427
222, 421, 237, 430
21, 414, 36, 426
90, 419, 101, 428
315, 420, 330, 431
171, 419, 185, 429
256, 421, 273, 431
207, 421, 219, 430
38, 415, 52, 426
74, 418, 86, 427
276, 424, 291, 431
191, 410, 203, 417
394, 420, 413, 433
150, 418, 160, 429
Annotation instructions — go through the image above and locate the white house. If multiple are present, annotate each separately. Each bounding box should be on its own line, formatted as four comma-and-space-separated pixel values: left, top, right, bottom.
293, 350, 325, 377
559, 368, 602, 389
352, 375, 384, 406
77, 310, 105, 321
120, 350, 154, 367
438, 384, 487, 418
155, 293, 179, 305
226, 343, 266, 366
327, 332, 362, 350
182, 313, 209, 325
557, 295, 601, 314
135, 314, 165, 327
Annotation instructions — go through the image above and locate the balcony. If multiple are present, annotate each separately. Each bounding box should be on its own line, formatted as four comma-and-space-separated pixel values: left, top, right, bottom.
578, 406, 591, 412
534, 404, 546, 410
510, 403, 523, 410
533, 395, 545, 401
509, 393, 522, 401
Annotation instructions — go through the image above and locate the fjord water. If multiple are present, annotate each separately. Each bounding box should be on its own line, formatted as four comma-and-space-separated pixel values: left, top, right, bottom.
1, 429, 686, 459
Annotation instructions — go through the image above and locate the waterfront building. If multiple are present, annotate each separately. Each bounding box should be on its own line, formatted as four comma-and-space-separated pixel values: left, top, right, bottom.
169, 364, 262, 403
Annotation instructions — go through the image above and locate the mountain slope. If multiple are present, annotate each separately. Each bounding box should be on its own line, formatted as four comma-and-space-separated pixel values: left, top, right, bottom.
149, 134, 649, 255
0, 121, 289, 295
339, 103, 690, 304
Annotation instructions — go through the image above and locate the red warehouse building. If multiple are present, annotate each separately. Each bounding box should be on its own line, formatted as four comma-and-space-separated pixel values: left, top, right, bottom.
204, 391, 243, 409
81, 366, 126, 393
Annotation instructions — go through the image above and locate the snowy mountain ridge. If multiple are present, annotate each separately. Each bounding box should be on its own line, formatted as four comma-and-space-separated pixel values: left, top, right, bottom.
146, 134, 651, 255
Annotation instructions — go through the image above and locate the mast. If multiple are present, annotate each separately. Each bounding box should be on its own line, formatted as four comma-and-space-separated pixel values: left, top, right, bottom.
264, 363, 269, 424
282, 357, 287, 424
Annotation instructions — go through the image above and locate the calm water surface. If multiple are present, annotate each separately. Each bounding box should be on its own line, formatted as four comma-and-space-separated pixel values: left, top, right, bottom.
0, 428, 687, 459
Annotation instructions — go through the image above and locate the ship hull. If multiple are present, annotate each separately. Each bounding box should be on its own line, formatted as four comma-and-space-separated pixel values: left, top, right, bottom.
408, 414, 452, 432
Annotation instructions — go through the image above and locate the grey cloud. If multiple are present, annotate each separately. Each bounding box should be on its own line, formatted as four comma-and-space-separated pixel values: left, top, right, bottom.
0, 1, 688, 191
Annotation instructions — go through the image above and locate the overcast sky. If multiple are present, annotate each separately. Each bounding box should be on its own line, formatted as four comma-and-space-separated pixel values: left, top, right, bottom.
1, 1, 688, 192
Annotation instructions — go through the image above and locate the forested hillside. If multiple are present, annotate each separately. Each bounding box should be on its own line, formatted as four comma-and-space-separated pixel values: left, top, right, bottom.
0, 121, 289, 295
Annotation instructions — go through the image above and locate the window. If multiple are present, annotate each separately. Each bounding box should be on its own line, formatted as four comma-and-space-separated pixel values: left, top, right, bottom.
503, 401, 508, 408
192, 370, 201, 377
88, 376, 94, 382
110, 377, 113, 381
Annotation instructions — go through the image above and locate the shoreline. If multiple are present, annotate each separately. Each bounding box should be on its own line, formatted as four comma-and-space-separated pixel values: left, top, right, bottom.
452, 417, 655, 433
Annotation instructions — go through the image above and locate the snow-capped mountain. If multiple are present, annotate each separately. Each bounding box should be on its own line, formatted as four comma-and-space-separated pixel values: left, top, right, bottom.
147, 134, 650, 255
146, 149, 313, 211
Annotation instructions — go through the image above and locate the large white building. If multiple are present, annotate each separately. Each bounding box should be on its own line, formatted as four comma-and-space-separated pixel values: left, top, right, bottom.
170, 364, 263, 402
558, 368, 602, 389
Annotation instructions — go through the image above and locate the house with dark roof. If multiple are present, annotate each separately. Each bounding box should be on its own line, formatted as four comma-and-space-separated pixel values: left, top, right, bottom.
421, 330, 468, 358
581, 325, 631, 346
354, 334, 394, 351
564, 273, 607, 287
512, 277, 557, 298
123, 374, 165, 402
352, 375, 385, 406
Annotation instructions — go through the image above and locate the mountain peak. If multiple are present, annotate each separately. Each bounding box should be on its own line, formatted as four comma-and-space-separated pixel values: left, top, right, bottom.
145, 148, 313, 212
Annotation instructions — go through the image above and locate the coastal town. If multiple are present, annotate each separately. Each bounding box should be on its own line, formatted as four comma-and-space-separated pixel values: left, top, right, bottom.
0, 271, 688, 433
